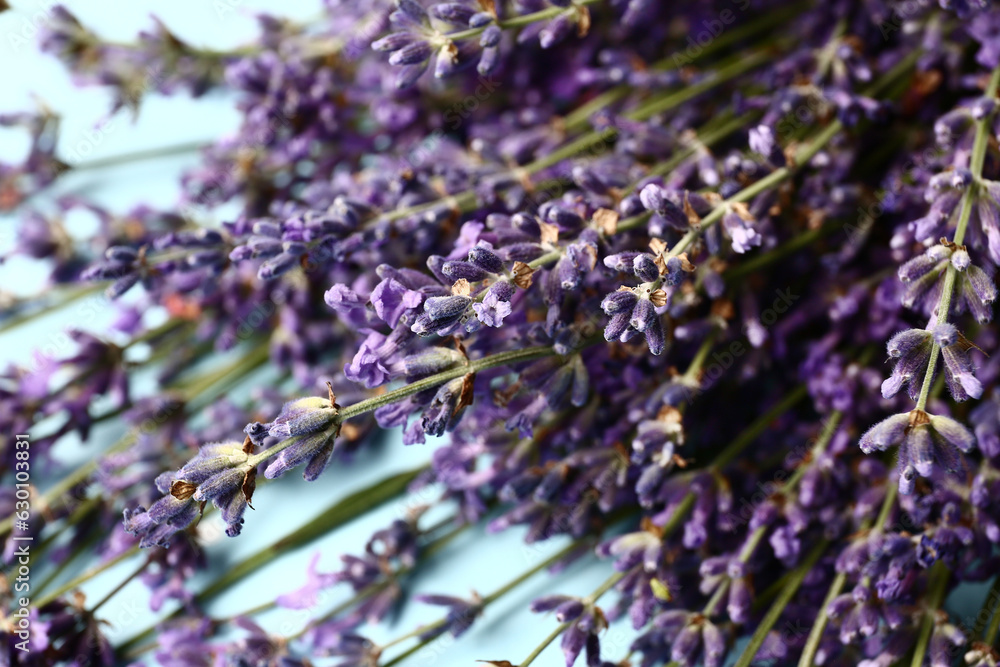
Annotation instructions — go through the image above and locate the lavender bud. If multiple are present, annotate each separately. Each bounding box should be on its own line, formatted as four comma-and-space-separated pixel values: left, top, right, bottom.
930, 414, 976, 452
472, 280, 516, 327
469, 11, 493, 28
193, 468, 245, 502
555, 599, 584, 622
633, 254, 660, 282
422, 376, 470, 436
247, 236, 283, 258
972, 97, 996, 120
539, 14, 572, 49
670, 624, 701, 665
401, 347, 466, 378
105, 246, 138, 262
951, 248, 971, 271
967, 265, 997, 304
423, 294, 472, 323
467, 242, 504, 273
178, 442, 248, 483
531, 595, 573, 613
268, 396, 338, 439
910, 425, 934, 477
258, 252, 300, 280
430, 3, 476, 25
630, 296, 656, 333
442, 260, 490, 282
264, 432, 334, 479
478, 46, 500, 75
602, 289, 638, 314
546, 204, 584, 230
932, 323, 958, 347
389, 41, 432, 67
106, 274, 140, 299
303, 438, 336, 481
434, 44, 459, 79
950, 169, 973, 189
603, 251, 642, 273
859, 413, 909, 454
639, 184, 666, 213
394, 0, 430, 27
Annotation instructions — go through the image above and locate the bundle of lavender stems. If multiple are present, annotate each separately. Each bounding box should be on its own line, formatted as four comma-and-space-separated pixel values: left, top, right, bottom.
7, 0, 1000, 664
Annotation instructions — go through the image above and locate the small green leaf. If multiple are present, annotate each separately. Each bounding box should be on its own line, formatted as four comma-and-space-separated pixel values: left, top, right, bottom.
650, 578, 672, 601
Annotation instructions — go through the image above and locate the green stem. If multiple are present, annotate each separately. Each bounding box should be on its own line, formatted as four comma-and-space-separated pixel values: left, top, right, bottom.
783, 411, 843, 491
682, 332, 717, 383
562, 3, 806, 133
530, 49, 773, 178
910, 561, 950, 667
118, 519, 470, 661
123, 317, 187, 349
977, 575, 1000, 644
35, 546, 140, 610
520, 622, 569, 667
702, 580, 731, 617
200, 468, 424, 600
629, 50, 773, 123
616, 112, 758, 233
733, 539, 830, 667
68, 140, 208, 172
182, 343, 270, 413
447, 0, 601, 42
914, 63, 1000, 410
586, 570, 625, 603
88, 558, 150, 614
739, 525, 768, 562
0, 434, 133, 539
875, 480, 899, 532
663, 493, 697, 535
374, 44, 781, 232
797, 571, 847, 667
0, 284, 103, 335
33, 494, 101, 559
482, 542, 580, 606
33, 528, 102, 597
797, 482, 887, 667
248, 344, 560, 468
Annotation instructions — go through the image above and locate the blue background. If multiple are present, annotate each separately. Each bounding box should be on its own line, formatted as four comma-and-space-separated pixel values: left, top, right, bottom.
0, 2, 620, 665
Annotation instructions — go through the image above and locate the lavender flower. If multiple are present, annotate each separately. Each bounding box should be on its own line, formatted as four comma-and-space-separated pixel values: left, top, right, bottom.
860, 409, 975, 493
